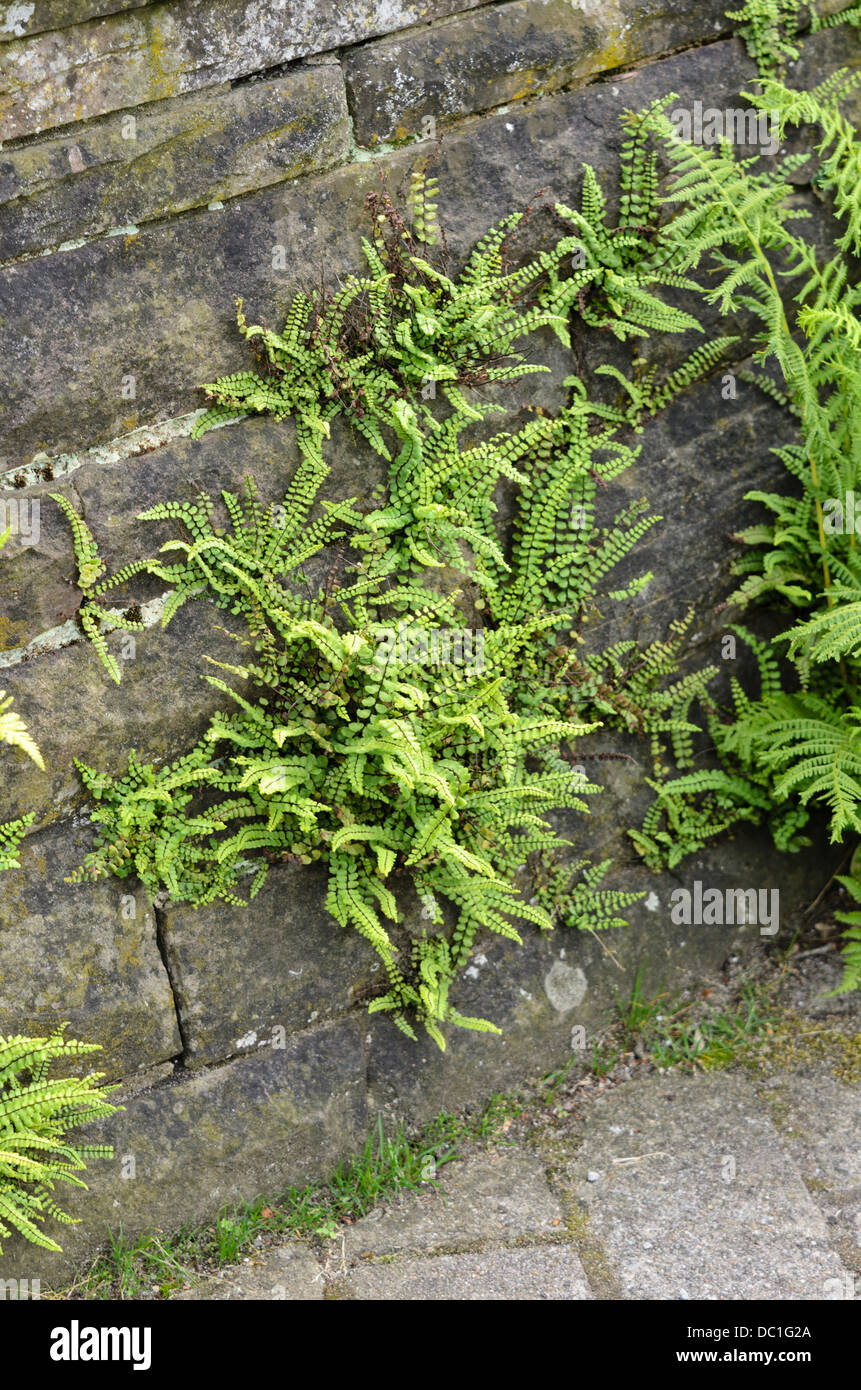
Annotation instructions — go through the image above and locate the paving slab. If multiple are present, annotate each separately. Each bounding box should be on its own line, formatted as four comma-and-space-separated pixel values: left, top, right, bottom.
173, 1241, 324, 1300
561, 1071, 850, 1300
759, 1072, 861, 1279
155, 1064, 859, 1300
760, 1072, 861, 1190
345, 1151, 564, 1259
340, 1245, 592, 1300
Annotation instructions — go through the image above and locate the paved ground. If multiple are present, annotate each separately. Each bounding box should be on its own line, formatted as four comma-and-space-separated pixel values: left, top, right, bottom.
172, 958, 861, 1301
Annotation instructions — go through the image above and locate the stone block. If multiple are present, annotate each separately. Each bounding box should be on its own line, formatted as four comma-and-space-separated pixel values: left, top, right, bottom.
344, 0, 733, 146
0, 65, 350, 261
0, 818, 180, 1079
161, 860, 378, 1066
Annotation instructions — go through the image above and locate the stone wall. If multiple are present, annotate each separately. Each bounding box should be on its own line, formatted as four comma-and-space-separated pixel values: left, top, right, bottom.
0, 0, 857, 1282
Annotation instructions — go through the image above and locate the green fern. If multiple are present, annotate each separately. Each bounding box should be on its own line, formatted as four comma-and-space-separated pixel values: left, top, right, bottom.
725, 0, 800, 77
632, 64, 861, 989
0, 1026, 120, 1254
832, 870, 861, 993
0, 689, 44, 773
532, 855, 645, 932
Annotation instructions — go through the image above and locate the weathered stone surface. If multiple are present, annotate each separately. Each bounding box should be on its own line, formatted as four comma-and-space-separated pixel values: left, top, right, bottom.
0, 598, 247, 830
0, 3, 142, 44
0, 38, 758, 469
0, 347, 785, 676
0, 4, 856, 1294
74, 410, 384, 575
0, 0, 491, 141
0, 482, 79, 649
761, 1072, 861, 1190
161, 861, 378, 1067
0, 0, 841, 48
788, 19, 861, 91
0, 65, 350, 262
0, 818, 180, 1079
0, 1016, 368, 1285
562, 1071, 849, 1299
0, 0, 833, 49
814, 0, 861, 18
345, 1151, 564, 1258
759, 1071, 861, 1278
777, 951, 861, 1028
340, 1245, 593, 1299
344, 0, 733, 145
172, 1240, 325, 1299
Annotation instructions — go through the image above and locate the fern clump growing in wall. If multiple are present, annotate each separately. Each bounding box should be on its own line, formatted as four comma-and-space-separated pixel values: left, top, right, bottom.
57, 128, 735, 1048
0, 1027, 120, 1254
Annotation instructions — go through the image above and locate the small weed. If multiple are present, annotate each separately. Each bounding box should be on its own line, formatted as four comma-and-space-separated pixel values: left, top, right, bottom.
590, 1038, 623, 1078
614, 965, 670, 1044
613, 975, 779, 1073
215, 1212, 248, 1263
326, 1114, 457, 1218
541, 1056, 578, 1105
82, 1226, 199, 1301
646, 983, 778, 1071
472, 1092, 523, 1136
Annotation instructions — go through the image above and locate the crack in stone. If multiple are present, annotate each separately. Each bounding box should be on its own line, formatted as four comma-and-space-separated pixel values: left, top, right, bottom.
154, 901, 192, 1068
